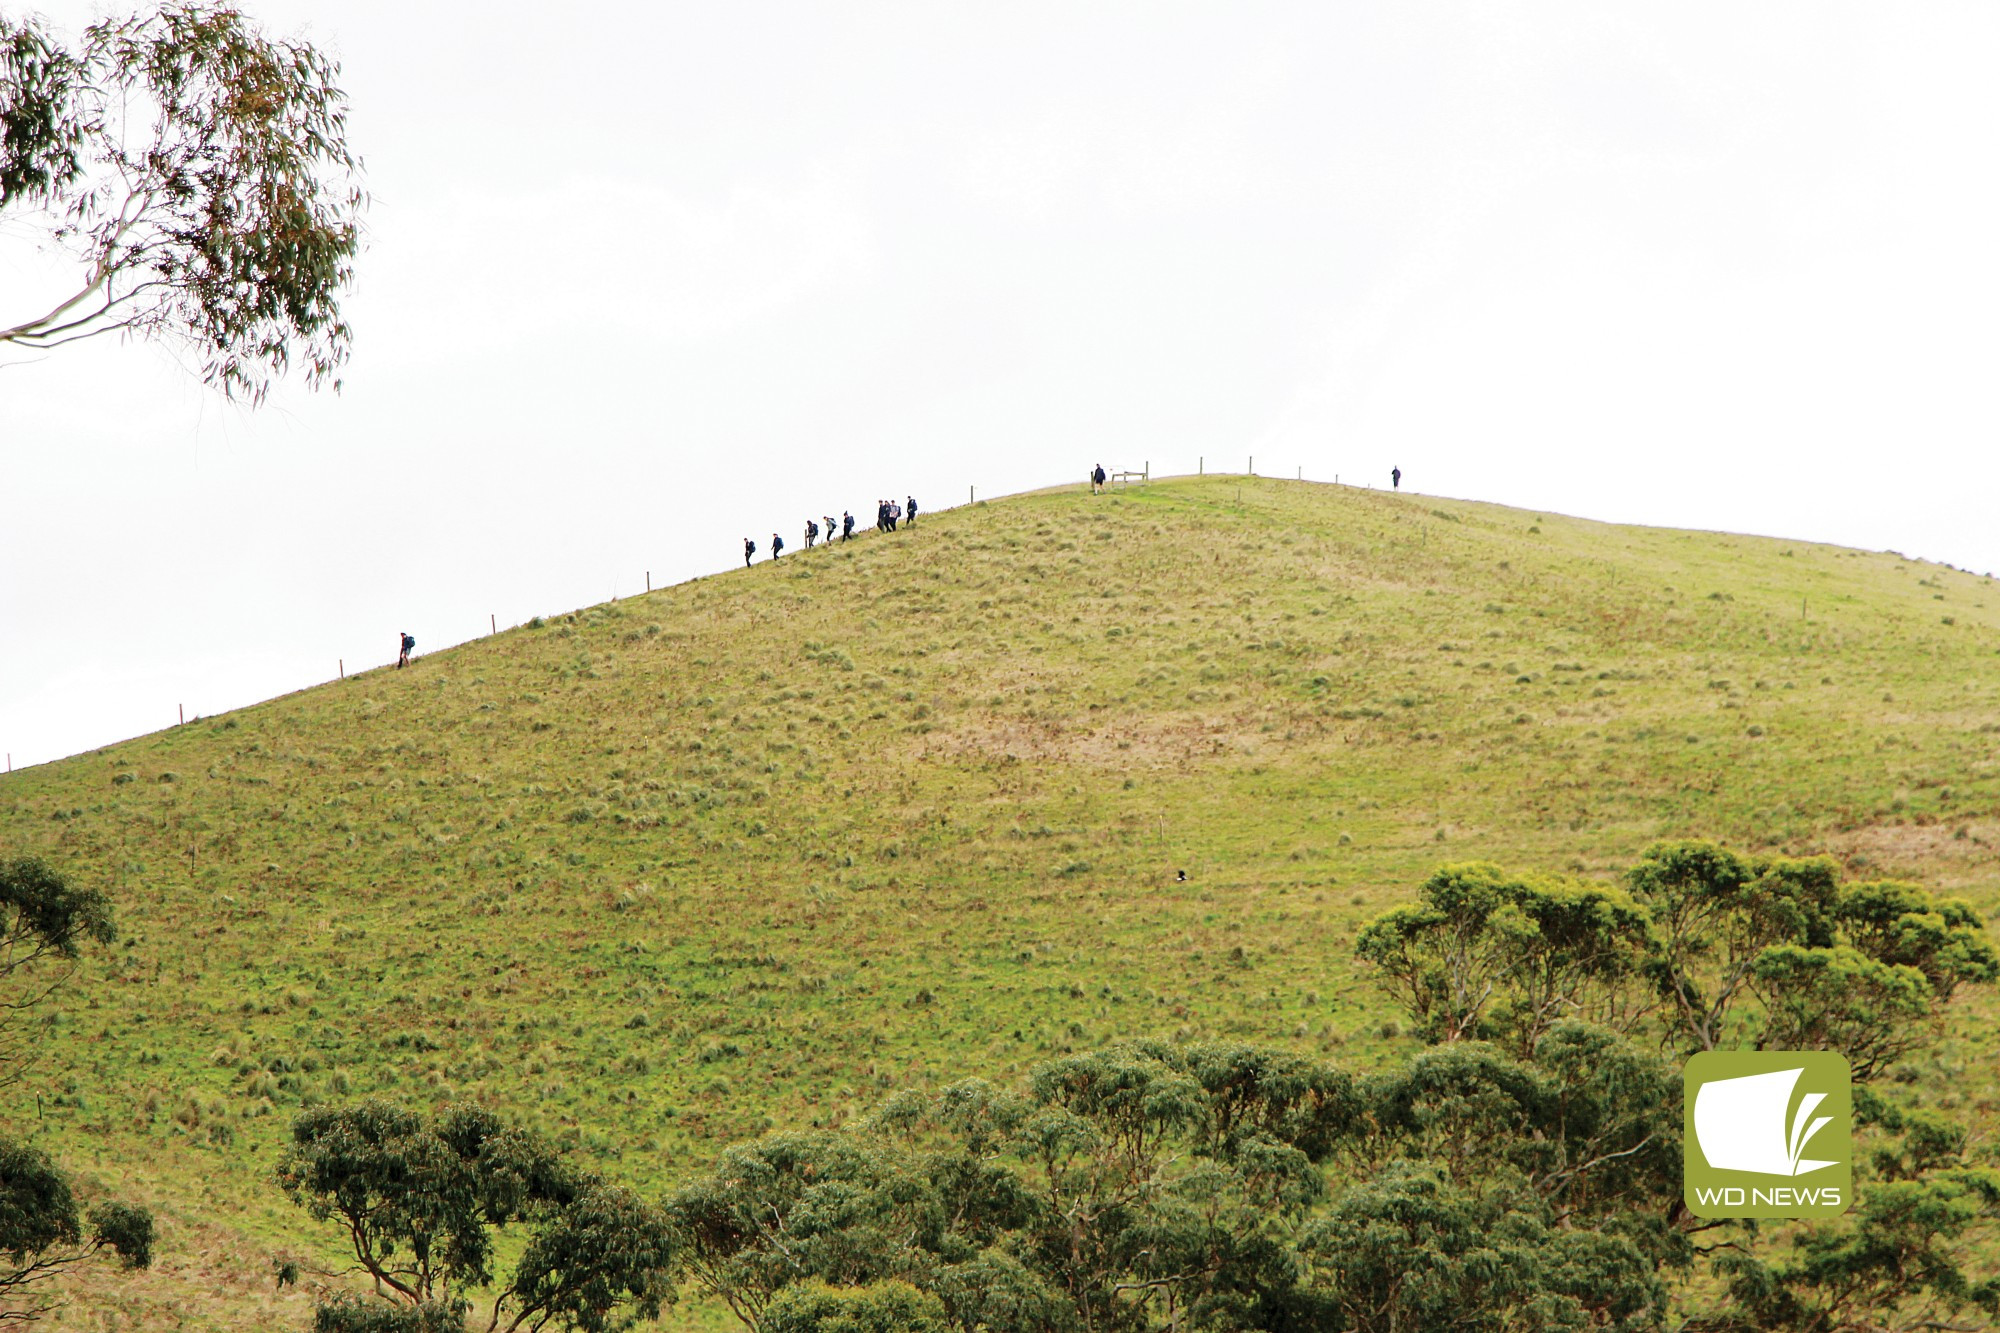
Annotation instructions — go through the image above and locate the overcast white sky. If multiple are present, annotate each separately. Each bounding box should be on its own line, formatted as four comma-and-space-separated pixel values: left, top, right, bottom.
3, 2, 1997, 770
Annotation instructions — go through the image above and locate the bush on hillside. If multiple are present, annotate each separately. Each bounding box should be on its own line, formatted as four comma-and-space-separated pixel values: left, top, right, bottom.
762, 1281, 952, 1333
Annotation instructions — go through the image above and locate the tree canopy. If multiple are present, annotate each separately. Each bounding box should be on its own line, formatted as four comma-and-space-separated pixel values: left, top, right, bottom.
1359, 842, 1996, 1076
277, 1102, 677, 1333
0, 3, 364, 402
664, 1029, 1686, 1332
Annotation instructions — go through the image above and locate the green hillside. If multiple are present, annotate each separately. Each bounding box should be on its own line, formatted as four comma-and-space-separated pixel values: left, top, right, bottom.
6, 475, 2000, 1329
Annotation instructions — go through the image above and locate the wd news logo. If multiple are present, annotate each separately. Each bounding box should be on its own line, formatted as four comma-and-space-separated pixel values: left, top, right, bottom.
1683, 1051, 1852, 1218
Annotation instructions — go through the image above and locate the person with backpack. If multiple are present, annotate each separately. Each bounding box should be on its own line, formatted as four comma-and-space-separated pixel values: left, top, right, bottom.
1091, 464, 1107, 494
744, 537, 756, 567
397, 631, 415, 669
771, 531, 784, 560
1391, 466, 1402, 490
824, 515, 837, 545
906, 496, 918, 526
842, 511, 855, 541
888, 500, 901, 531
805, 518, 819, 549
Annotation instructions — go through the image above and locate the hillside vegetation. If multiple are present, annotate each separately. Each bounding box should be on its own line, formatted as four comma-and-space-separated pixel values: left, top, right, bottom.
5, 475, 2000, 1328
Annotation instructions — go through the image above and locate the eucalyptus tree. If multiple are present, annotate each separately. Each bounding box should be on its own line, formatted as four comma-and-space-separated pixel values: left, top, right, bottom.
1357, 841, 2000, 1333
1353, 862, 1656, 1052
668, 1037, 1674, 1333
277, 1101, 677, 1333
0, 4, 364, 402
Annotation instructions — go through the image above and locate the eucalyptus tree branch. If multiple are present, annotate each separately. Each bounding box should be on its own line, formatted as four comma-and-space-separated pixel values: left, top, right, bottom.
0, 7, 364, 403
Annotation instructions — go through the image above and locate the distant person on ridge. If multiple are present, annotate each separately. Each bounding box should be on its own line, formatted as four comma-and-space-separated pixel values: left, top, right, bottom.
397, 632, 414, 669
1391, 466, 1402, 490
805, 518, 818, 549
824, 515, 837, 545
744, 537, 756, 567
842, 511, 855, 541
1091, 464, 1106, 494
889, 500, 901, 531
906, 495, 918, 526
772, 532, 784, 560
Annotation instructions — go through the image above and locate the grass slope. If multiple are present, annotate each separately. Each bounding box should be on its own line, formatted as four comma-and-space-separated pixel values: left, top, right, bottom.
6, 475, 2000, 1328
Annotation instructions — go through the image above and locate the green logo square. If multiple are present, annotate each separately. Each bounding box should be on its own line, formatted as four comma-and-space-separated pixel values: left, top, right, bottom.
1684, 1050, 1852, 1218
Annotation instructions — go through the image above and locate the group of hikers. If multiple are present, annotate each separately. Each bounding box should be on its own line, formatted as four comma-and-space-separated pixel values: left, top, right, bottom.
872, 496, 914, 532
745, 495, 919, 565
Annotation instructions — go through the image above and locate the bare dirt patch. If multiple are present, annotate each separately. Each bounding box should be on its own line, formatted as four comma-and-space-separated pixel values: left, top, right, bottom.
921, 713, 1262, 769
1815, 820, 2000, 895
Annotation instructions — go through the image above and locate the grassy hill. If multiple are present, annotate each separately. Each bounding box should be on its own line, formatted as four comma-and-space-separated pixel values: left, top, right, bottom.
7, 474, 2000, 1329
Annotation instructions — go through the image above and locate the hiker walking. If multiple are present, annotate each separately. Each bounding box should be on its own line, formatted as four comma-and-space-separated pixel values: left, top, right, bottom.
1091, 463, 1107, 494
824, 515, 837, 545
888, 500, 901, 531
842, 511, 855, 541
771, 531, 784, 560
397, 631, 415, 669
744, 537, 756, 567
1391, 466, 1401, 490
906, 495, 918, 526
805, 518, 818, 549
